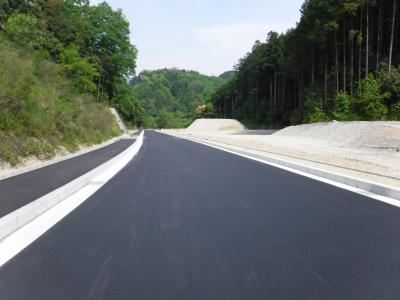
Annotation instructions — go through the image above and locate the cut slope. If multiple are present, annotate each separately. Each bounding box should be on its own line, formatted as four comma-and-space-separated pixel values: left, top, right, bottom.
187, 119, 246, 131
274, 121, 400, 149
0, 37, 120, 166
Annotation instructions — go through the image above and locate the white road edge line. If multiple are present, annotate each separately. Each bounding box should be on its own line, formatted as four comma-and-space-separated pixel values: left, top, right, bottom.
0, 131, 144, 268
161, 131, 400, 209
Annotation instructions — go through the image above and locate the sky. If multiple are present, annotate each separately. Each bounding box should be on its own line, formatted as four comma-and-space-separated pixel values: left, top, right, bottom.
91, 0, 304, 76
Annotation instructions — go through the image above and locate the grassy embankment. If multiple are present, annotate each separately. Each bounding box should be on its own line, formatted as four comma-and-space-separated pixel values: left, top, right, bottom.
0, 37, 120, 165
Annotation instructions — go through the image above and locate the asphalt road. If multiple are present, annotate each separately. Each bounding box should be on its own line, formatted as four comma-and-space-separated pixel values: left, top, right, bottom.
0, 138, 134, 218
1, 131, 400, 299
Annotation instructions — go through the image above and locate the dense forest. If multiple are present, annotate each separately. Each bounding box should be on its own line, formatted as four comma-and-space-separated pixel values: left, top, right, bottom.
130, 69, 227, 128
0, 0, 142, 164
212, 0, 400, 128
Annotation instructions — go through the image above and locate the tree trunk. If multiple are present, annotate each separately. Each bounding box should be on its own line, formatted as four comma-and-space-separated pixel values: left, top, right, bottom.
350, 17, 354, 98
269, 77, 273, 110
274, 68, 277, 109
335, 31, 339, 94
365, 3, 369, 78
358, 6, 363, 94
311, 46, 315, 84
324, 55, 328, 109
343, 17, 347, 92
389, 0, 396, 75
376, 0, 382, 71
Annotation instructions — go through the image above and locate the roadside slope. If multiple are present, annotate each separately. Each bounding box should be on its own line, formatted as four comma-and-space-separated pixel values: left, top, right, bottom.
0, 36, 120, 167
163, 121, 400, 187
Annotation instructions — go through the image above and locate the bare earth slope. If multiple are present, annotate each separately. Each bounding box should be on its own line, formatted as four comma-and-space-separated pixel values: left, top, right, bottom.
163, 120, 400, 188
187, 119, 246, 131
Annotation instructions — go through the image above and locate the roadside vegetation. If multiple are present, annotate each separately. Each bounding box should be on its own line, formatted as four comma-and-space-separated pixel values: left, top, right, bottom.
0, 0, 142, 165
211, 0, 400, 128
130, 69, 227, 128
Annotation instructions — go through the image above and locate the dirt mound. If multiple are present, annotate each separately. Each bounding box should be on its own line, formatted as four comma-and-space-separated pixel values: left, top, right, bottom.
274, 121, 400, 149
187, 119, 246, 131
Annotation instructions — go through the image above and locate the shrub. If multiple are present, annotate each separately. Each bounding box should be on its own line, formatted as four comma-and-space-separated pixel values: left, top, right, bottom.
358, 74, 389, 120
0, 140, 18, 166
307, 107, 330, 123
332, 92, 351, 120
390, 102, 400, 121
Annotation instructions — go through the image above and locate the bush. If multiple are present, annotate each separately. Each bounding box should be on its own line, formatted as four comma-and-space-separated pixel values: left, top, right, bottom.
307, 107, 330, 123
0, 140, 18, 166
4, 13, 38, 47
196, 103, 215, 118
332, 92, 354, 120
289, 109, 303, 125
357, 74, 389, 120
390, 102, 400, 120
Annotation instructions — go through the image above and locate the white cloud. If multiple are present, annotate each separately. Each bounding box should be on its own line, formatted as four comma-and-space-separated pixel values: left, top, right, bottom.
192, 22, 293, 74
195, 23, 291, 52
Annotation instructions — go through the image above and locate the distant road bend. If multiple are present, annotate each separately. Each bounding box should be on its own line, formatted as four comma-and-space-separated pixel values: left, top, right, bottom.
1, 130, 400, 299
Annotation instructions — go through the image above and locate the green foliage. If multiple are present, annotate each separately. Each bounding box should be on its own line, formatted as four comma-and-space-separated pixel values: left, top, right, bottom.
60, 45, 98, 93
113, 83, 145, 128
210, 0, 400, 127
0, 1, 145, 163
132, 69, 227, 128
358, 74, 389, 120
290, 109, 303, 125
333, 92, 352, 120
4, 13, 38, 47
1, 1, 139, 118
377, 65, 400, 104
0, 140, 18, 166
307, 107, 331, 123
196, 103, 216, 118
157, 110, 188, 129
390, 102, 400, 120
0, 35, 119, 164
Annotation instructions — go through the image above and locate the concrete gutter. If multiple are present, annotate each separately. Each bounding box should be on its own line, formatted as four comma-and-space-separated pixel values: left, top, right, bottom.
110, 108, 129, 134
168, 133, 400, 202
0, 131, 144, 241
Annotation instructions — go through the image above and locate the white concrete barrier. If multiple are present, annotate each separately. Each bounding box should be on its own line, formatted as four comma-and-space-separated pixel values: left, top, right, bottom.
0, 131, 144, 241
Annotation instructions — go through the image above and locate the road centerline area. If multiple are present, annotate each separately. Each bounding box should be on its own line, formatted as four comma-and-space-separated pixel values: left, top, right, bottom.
1, 131, 400, 300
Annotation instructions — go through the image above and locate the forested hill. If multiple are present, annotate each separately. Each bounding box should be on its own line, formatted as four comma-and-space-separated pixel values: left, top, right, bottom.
212, 0, 400, 128
0, 1, 142, 165
130, 69, 227, 128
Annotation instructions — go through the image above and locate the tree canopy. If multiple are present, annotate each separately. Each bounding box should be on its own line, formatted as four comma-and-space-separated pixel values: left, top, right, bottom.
130, 69, 227, 128
0, 0, 142, 127
211, 0, 400, 128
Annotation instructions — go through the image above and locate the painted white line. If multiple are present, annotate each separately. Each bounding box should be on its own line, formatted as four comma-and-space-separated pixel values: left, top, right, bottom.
164, 132, 400, 208
0, 131, 144, 268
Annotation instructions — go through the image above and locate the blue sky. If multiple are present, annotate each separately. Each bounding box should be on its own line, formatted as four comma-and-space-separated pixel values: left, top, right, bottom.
91, 0, 304, 76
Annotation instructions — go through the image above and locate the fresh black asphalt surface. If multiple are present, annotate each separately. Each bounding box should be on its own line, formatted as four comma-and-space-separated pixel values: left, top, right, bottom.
1, 131, 400, 299
0, 138, 134, 218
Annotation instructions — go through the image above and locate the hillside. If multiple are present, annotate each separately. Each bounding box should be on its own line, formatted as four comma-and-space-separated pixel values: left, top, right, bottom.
130, 69, 227, 128
0, 35, 120, 166
211, 0, 400, 128
0, 1, 143, 165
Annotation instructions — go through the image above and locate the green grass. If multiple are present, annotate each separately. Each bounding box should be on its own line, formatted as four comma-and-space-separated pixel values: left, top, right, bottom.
0, 36, 121, 165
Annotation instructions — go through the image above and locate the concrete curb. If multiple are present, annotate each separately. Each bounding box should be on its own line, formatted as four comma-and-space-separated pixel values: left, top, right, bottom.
168, 132, 400, 202
110, 108, 129, 134
0, 134, 132, 182
0, 131, 144, 241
